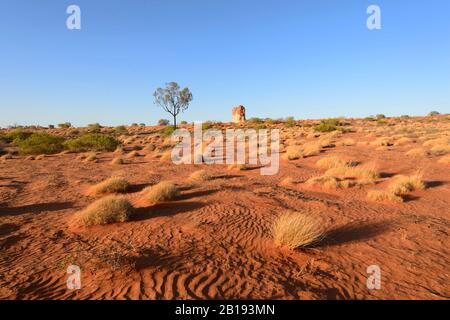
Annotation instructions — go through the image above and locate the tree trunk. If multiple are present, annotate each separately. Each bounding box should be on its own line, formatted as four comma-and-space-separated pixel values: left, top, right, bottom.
173, 115, 177, 129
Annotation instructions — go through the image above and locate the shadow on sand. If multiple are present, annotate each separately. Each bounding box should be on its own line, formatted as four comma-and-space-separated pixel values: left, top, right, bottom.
0, 202, 74, 217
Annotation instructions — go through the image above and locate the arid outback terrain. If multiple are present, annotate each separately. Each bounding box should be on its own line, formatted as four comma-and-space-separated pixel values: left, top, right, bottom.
0, 116, 449, 300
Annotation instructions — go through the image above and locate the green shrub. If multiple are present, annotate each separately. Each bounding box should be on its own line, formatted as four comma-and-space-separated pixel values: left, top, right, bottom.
17, 133, 65, 155
253, 123, 267, 130
158, 119, 170, 126
285, 116, 295, 122
180, 121, 188, 125
161, 126, 175, 137
4, 129, 33, 143
248, 117, 263, 123
284, 117, 296, 128
264, 118, 274, 125
202, 121, 213, 130
428, 111, 440, 117
314, 119, 342, 132
69, 129, 80, 136
115, 125, 127, 133
64, 134, 120, 152
0, 134, 6, 154
88, 123, 102, 133
58, 122, 72, 128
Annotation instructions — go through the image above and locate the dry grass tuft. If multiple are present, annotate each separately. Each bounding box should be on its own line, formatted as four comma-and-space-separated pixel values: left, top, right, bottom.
89, 177, 131, 195
318, 138, 334, 148
394, 137, 414, 146
284, 146, 303, 160
82, 152, 98, 162
338, 138, 356, 146
367, 190, 403, 203
405, 148, 429, 157
189, 170, 212, 182
325, 162, 379, 184
111, 156, 124, 165
75, 195, 134, 226
316, 156, 349, 170
429, 144, 450, 156
371, 137, 393, 147
302, 142, 322, 157
423, 137, 449, 147
141, 181, 179, 202
306, 175, 341, 189
272, 211, 325, 250
388, 173, 426, 195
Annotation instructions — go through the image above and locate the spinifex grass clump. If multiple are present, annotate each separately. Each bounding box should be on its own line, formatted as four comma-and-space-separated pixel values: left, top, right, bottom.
388, 173, 426, 195
272, 211, 325, 249
89, 177, 131, 195
141, 181, 179, 202
76, 196, 134, 226
189, 170, 212, 182
284, 146, 303, 160
367, 190, 404, 203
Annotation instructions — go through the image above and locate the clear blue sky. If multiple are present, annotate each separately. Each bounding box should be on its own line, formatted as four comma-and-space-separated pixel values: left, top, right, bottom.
1, 0, 449, 127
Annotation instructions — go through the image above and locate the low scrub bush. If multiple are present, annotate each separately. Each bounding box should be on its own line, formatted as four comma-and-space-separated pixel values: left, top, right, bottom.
314, 119, 342, 133
16, 133, 65, 155
4, 129, 33, 143
64, 134, 120, 152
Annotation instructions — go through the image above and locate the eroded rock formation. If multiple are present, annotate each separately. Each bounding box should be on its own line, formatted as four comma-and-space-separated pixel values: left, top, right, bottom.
232, 105, 246, 123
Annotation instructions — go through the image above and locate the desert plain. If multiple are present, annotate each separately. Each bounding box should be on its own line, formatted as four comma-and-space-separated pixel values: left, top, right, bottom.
0, 116, 449, 300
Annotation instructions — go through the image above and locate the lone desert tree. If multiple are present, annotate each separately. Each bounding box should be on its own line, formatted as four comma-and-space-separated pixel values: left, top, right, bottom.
153, 82, 193, 129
